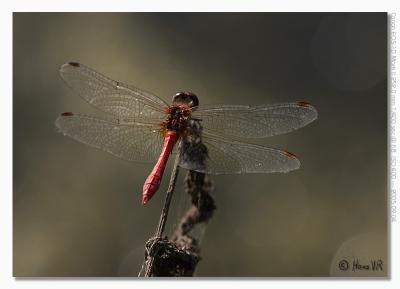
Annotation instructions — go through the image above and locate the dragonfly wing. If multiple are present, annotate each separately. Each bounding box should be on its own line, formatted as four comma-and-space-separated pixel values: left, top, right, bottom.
55, 113, 163, 163
179, 132, 300, 174
192, 102, 317, 139
59, 62, 167, 119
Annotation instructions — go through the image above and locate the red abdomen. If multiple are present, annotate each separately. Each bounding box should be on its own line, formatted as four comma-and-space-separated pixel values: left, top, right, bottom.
142, 130, 178, 204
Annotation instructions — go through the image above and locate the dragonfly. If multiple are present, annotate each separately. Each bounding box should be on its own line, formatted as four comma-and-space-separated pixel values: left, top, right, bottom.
55, 62, 318, 204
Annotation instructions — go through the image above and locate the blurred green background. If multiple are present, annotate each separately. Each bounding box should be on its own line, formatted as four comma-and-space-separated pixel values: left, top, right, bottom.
13, 13, 387, 277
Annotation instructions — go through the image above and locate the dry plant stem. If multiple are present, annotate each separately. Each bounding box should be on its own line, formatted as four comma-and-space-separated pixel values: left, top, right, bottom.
144, 149, 181, 277
141, 170, 215, 277
155, 154, 181, 238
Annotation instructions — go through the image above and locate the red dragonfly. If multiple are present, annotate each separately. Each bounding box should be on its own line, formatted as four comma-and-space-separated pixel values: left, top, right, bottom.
56, 62, 318, 204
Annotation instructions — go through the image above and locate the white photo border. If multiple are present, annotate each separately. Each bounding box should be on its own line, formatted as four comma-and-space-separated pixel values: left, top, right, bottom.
1, 1, 399, 289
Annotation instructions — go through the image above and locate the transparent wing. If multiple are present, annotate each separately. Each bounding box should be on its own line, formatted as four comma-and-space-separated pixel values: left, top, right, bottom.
192, 102, 318, 139
179, 132, 300, 174
59, 62, 167, 119
55, 113, 163, 163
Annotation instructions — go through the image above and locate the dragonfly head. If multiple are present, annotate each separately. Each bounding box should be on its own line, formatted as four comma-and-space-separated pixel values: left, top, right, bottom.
173, 91, 199, 110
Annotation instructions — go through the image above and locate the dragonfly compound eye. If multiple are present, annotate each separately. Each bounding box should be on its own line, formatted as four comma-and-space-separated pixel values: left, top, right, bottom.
173, 92, 199, 108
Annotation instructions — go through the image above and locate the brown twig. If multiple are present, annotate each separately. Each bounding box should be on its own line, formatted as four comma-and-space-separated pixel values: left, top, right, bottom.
141, 170, 216, 277
155, 155, 181, 239
143, 149, 181, 277
172, 171, 215, 251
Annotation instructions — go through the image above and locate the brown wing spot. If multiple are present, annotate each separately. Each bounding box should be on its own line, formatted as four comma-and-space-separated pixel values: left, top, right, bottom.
68, 62, 80, 67
297, 101, 311, 107
61, 112, 73, 116
283, 150, 297, 159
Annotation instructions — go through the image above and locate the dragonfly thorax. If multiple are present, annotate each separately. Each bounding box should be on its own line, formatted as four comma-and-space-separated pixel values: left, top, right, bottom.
162, 92, 199, 133
163, 104, 193, 133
